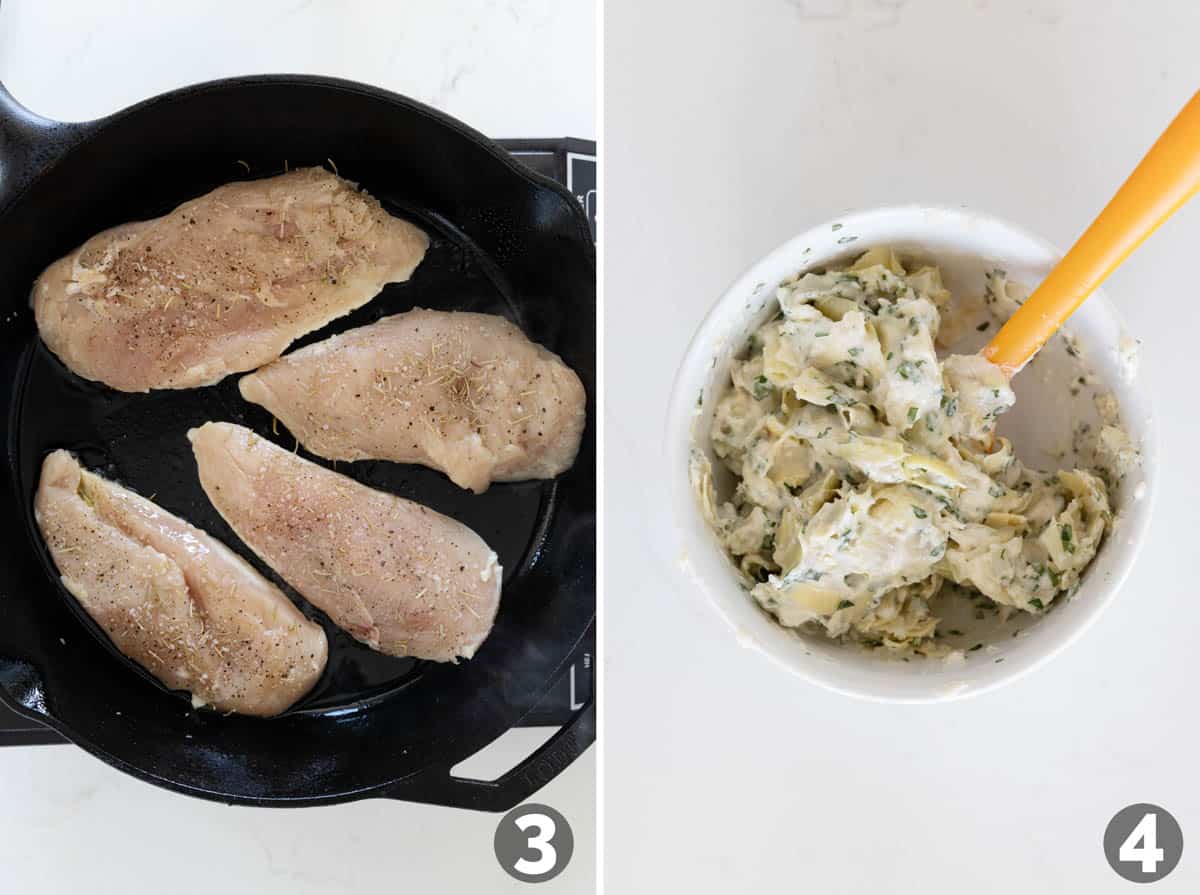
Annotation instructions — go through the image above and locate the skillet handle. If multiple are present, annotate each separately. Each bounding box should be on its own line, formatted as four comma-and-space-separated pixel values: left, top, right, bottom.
384, 700, 595, 813
0, 80, 87, 212
382, 640, 596, 812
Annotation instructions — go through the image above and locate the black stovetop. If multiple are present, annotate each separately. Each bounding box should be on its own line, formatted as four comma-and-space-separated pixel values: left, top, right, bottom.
0, 137, 596, 747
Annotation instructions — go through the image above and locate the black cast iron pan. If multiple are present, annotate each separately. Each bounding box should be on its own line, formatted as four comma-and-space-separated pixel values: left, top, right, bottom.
0, 75, 595, 810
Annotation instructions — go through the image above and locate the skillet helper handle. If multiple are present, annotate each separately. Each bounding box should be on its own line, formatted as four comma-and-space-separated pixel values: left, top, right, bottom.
386, 700, 594, 813
0, 81, 87, 213
983, 89, 1200, 375
383, 647, 596, 812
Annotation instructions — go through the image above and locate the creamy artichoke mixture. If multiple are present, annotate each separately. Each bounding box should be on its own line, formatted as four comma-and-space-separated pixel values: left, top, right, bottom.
694, 248, 1131, 652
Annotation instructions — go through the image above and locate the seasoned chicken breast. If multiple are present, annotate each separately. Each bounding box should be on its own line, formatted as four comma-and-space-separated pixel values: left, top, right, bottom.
239, 309, 586, 493
34, 450, 328, 716
33, 167, 429, 391
189, 422, 502, 661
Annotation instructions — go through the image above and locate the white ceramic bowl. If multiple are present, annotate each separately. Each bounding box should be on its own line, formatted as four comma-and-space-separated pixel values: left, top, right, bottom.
665, 205, 1157, 702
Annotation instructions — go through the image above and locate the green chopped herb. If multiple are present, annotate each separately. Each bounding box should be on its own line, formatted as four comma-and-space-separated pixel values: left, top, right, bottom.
886, 351, 894, 361
753, 375, 771, 400
816, 427, 831, 439
941, 395, 958, 418
814, 331, 830, 338
697, 390, 703, 407
847, 347, 862, 357
836, 235, 858, 245
1060, 524, 1075, 554
897, 361, 919, 381
831, 223, 843, 231
836, 599, 854, 610
800, 568, 824, 582
912, 506, 928, 519
1029, 597, 1045, 610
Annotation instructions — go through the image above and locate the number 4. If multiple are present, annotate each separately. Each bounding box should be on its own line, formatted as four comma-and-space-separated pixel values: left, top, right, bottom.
1120, 812, 1165, 873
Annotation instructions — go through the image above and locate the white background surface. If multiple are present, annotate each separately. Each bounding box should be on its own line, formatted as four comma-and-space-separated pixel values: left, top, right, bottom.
606, 1, 1199, 892
0, 2, 595, 894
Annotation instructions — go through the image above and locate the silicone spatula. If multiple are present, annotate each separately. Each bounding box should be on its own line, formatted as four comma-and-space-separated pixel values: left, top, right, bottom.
983, 90, 1200, 377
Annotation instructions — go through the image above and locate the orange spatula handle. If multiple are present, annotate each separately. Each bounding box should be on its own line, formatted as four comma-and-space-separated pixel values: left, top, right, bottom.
983, 90, 1200, 375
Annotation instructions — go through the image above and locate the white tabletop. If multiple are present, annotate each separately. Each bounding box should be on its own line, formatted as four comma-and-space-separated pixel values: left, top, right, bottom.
0, 2, 594, 894
605, 1, 1199, 892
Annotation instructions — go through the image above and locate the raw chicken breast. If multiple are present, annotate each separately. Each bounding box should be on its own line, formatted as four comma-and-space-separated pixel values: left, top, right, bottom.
189, 422, 502, 661
33, 167, 429, 391
34, 451, 328, 716
239, 309, 586, 493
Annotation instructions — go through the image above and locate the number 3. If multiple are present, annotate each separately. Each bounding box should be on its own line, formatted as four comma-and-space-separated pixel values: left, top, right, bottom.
514, 812, 558, 875
1120, 812, 1165, 873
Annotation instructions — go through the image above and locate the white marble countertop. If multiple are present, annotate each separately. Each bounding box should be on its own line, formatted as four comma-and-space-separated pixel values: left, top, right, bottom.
605, 1, 1200, 892
0, 2, 594, 894
0, 0, 595, 139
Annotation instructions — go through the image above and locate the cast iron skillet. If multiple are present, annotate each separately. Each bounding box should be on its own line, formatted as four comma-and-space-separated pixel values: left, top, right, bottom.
0, 75, 595, 810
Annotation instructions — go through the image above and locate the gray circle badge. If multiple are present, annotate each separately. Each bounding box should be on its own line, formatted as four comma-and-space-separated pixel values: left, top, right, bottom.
494, 802, 575, 883
1104, 803, 1184, 883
